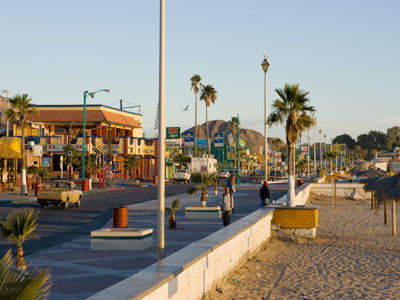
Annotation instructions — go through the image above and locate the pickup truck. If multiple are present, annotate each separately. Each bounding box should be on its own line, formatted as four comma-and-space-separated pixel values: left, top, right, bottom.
37, 180, 82, 209
173, 169, 191, 184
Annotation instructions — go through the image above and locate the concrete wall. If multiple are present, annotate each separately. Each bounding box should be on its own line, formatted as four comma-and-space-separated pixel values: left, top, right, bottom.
274, 184, 311, 206
310, 183, 371, 200
87, 208, 274, 300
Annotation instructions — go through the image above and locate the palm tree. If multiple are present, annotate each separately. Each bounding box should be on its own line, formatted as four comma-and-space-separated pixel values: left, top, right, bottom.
271, 138, 285, 180
0, 208, 39, 269
200, 84, 217, 156
187, 173, 214, 207
268, 84, 315, 206
228, 116, 239, 167
171, 152, 191, 169
324, 151, 337, 173
191, 74, 202, 157
0, 249, 52, 299
165, 197, 181, 229
123, 155, 140, 180
5, 94, 39, 195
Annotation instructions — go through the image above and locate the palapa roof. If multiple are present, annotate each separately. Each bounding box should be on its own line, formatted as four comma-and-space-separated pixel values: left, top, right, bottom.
364, 173, 400, 201
26, 105, 142, 128
0, 142, 21, 159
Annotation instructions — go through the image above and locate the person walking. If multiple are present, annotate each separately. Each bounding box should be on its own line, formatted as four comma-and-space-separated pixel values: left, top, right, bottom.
221, 186, 234, 226
226, 176, 236, 212
259, 181, 271, 207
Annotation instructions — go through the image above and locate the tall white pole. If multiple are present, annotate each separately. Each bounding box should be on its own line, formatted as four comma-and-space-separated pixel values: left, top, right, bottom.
5, 90, 10, 137
307, 129, 310, 180
264, 70, 268, 182
157, 0, 166, 261
313, 117, 316, 174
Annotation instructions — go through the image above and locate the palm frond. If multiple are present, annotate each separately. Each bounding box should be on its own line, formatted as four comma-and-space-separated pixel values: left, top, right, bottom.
0, 250, 52, 300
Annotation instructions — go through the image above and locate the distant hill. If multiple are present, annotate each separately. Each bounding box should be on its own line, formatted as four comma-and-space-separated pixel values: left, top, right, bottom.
183, 119, 276, 155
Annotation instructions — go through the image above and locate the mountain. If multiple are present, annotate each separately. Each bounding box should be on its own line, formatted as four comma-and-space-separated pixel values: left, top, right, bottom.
182, 119, 275, 155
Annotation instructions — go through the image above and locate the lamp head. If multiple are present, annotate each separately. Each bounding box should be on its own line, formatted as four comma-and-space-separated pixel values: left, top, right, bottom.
261, 58, 270, 73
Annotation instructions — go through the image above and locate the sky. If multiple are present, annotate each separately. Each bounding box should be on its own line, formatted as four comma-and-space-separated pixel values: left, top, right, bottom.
1, 0, 399, 143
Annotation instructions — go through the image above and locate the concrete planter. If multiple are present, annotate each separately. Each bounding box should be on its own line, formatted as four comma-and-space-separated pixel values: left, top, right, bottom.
185, 206, 221, 219
91, 228, 153, 251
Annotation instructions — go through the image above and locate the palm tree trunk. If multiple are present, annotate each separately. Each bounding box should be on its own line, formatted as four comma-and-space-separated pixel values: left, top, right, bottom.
16, 246, 27, 269
195, 92, 198, 157
201, 190, 206, 207
287, 143, 296, 206
206, 105, 210, 156
21, 122, 27, 195
330, 158, 333, 173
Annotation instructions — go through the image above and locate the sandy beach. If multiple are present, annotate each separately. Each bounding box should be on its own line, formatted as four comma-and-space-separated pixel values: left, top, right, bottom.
207, 195, 400, 300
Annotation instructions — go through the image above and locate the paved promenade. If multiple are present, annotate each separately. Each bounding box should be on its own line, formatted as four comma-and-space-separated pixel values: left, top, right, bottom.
20, 183, 286, 300
208, 195, 400, 300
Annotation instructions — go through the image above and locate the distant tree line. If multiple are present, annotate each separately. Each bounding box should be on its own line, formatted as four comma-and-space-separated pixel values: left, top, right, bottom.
331, 126, 400, 160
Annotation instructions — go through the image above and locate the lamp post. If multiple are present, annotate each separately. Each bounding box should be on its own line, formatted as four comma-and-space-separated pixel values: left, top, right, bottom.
261, 56, 270, 182
236, 114, 240, 185
324, 134, 327, 173
157, 0, 166, 261
1, 90, 11, 137
82, 89, 110, 180
319, 129, 322, 174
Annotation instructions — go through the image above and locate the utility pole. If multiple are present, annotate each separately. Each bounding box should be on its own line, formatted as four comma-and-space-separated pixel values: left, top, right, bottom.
313, 114, 317, 174
319, 129, 322, 175
2, 90, 11, 137
236, 114, 240, 185
307, 129, 310, 180
68, 123, 72, 181
324, 134, 327, 173
157, 0, 166, 261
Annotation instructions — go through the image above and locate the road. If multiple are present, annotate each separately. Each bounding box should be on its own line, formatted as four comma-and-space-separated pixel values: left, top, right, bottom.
0, 178, 287, 258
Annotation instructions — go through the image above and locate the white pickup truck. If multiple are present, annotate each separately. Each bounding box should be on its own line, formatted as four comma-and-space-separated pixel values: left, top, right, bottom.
173, 169, 191, 184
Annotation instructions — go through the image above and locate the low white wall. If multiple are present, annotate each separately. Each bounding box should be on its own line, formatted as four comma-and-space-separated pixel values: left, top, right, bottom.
310, 183, 371, 200
274, 184, 312, 206
87, 208, 274, 300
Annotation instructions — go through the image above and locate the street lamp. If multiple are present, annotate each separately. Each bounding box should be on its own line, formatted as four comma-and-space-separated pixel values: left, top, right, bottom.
261, 56, 270, 182
82, 89, 110, 180
1, 90, 10, 137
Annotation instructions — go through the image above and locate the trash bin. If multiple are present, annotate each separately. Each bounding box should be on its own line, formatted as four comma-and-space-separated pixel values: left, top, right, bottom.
113, 206, 128, 228
35, 184, 43, 196
153, 175, 158, 185
298, 179, 304, 187
82, 179, 89, 192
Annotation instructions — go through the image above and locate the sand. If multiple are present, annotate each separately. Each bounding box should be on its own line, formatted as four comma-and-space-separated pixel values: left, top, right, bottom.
207, 196, 400, 300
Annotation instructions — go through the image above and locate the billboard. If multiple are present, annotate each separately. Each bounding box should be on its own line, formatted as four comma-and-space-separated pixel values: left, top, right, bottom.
166, 127, 180, 140
184, 131, 194, 146
214, 133, 224, 147
227, 133, 234, 147
197, 139, 208, 149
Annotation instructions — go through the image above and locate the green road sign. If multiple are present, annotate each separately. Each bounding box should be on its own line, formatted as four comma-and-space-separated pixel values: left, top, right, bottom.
166, 127, 180, 140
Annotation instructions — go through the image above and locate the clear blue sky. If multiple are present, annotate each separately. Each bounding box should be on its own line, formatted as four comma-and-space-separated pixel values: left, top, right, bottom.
1, 1, 399, 142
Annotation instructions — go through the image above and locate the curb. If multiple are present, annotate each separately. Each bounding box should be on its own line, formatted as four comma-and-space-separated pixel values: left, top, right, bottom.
116, 183, 155, 188
12, 197, 38, 204
83, 186, 126, 195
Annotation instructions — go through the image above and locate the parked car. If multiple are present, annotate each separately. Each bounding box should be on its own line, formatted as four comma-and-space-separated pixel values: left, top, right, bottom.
217, 170, 230, 179
173, 169, 191, 184
37, 180, 82, 209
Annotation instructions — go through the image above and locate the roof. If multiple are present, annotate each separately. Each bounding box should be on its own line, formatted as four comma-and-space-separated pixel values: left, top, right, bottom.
26, 105, 142, 128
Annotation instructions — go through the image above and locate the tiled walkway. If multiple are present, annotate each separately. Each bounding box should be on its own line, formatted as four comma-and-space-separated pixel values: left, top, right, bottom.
24, 183, 286, 299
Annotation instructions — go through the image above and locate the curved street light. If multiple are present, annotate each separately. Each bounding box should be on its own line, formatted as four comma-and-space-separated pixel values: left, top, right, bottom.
82, 89, 110, 180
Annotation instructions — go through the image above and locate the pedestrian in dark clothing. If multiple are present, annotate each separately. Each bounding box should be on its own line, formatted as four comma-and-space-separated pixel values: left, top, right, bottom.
221, 186, 234, 226
226, 176, 236, 213
259, 181, 271, 207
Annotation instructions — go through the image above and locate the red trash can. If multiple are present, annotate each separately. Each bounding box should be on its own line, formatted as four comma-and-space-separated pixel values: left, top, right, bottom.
113, 206, 128, 228
153, 175, 158, 185
82, 179, 89, 192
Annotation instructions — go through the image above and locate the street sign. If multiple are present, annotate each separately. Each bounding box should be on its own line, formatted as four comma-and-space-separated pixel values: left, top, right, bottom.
42, 157, 51, 168
201, 165, 207, 172
214, 133, 224, 147
184, 131, 194, 146
166, 139, 182, 148
197, 139, 207, 149
166, 127, 180, 140
68, 151, 72, 157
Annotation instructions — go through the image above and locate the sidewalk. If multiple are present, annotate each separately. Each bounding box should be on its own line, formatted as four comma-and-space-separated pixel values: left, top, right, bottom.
23, 185, 271, 300
0, 191, 37, 204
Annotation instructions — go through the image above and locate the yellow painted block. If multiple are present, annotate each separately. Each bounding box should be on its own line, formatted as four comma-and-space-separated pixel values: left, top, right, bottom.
272, 208, 318, 229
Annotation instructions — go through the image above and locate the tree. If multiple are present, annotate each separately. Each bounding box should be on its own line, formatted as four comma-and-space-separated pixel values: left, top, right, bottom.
0, 249, 51, 300
271, 138, 285, 180
165, 197, 181, 229
200, 84, 217, 156
186, 173, 214, 207
324, 150, 337, 173
123, 155, 140, 180
171, 152, 191, 169
332, 134, 356, 150
0, 209, 39, 269
228, 116, 240, 167
5, 94, 39, 195
62, 145, 80, 180
357, 130, 387, 154
386, 126, 400, 150
191, 74, 202, 157
296, 159, 307, 176
268, 84, 315, 206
